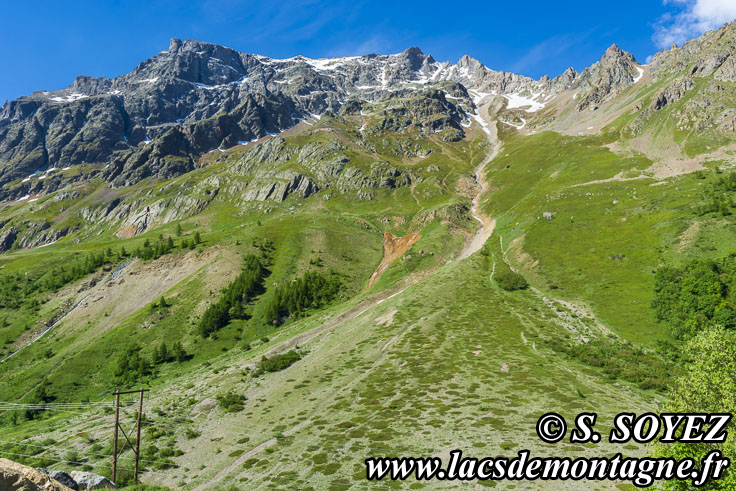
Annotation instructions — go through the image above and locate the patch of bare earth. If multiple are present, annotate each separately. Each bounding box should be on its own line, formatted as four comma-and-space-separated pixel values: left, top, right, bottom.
367, 232, 421, 287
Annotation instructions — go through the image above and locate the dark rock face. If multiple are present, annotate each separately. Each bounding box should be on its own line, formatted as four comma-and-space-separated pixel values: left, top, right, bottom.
0, 41, 541, 197
0, 38, 652, 200
0, 226, 17, 252
36, 469, 79, 491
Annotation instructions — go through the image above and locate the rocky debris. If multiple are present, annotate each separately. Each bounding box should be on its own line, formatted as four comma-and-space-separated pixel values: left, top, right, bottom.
626, 76, 694, 135
411, 203, 471, 229
0, 458, 73, 490
356, 190, 374, 201
37, 469, 79, 490
368, 232, 422, 286
242, 171, 318, 202
653, 77, 694, 110
69, 471, 116, 490
77, 193, 211, 238
0, 226, 18, 252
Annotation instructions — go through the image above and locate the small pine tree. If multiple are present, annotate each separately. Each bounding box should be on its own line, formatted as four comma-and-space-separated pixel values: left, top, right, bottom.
159, 342, 168, 363
176, 223, 183, 236
189, 240, 196, 250
167, 237, 174, 250
173, 341, 187, 362
159, 296, 168, 308
120, 246, 127, 257
194, 232, 201, 244
152, 345, 162, 365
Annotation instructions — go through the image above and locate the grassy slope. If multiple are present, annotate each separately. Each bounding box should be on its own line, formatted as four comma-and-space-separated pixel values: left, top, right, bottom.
482, 121, 736, 345
0, 117, 480, 405
2, 75, 734, 487
0, 247, 658, 490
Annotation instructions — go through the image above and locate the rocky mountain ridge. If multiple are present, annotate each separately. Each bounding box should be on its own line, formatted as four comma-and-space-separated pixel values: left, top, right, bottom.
0, 38, 644, 199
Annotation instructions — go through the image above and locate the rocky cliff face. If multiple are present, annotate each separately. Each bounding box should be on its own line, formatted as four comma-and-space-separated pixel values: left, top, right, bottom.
0, 39, 596, 199
7, 27, 734, 198
649, 21, 736, 81
573, 44, 641, 111
5, 29, 733, 247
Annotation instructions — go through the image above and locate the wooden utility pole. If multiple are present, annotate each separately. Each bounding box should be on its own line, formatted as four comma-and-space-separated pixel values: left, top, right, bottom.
134, 388, 144, 484
111, 388, 149, 485
112, 390, 120, 483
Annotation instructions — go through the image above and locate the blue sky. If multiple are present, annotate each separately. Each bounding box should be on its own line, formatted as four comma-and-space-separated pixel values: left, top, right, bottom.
1, 0, 735, 103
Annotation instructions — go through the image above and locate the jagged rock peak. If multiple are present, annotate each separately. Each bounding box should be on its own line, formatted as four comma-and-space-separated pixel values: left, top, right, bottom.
395, 46, 430, 70
169, 37, 183, 52
457, 54, 484, 68
603, 43, 637, 63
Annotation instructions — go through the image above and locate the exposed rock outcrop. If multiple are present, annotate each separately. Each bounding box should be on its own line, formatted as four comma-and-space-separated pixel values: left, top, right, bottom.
574, 44, 640, 111
38, 469, 79, 490
69, 471, 116, 490
0, 458, 73, 490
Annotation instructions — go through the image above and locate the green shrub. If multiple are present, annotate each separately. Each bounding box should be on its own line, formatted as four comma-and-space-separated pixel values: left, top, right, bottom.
548, 337, 674, 391
216, 391, 246, 413
495, 271, 528, 291
254, 350, 301, 376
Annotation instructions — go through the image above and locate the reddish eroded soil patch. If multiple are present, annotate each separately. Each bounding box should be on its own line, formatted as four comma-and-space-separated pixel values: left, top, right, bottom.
367, 232, 421, 287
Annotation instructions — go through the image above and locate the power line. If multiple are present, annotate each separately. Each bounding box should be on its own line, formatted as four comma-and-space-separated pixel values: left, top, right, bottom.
0, 440, 181, 469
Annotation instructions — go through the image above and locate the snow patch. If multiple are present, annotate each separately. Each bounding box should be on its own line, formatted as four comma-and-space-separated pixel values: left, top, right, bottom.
471, 113, 492, 136
468, 90, 493, 105
633, 66, 644, 84
503, 93, 545, 113
49, 92, 87, 103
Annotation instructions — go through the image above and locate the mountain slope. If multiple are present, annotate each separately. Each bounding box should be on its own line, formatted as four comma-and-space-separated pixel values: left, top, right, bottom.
0, 22, 735, 490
